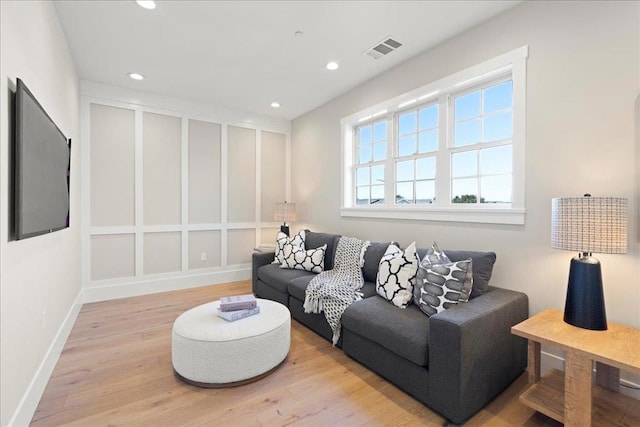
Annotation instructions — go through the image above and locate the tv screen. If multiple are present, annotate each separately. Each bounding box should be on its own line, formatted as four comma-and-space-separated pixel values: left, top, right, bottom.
14, 78, 70, 240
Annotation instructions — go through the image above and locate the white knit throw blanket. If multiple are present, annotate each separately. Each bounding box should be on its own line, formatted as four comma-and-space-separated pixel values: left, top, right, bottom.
303, 236, 370, 345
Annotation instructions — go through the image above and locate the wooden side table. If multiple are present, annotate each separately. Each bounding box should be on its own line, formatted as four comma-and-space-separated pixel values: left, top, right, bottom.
511, 309, 640, 426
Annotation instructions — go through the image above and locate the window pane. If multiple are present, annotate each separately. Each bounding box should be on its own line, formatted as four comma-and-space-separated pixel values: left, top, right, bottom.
373, 142, 386, 161
455, 91, 481, 121
371, 185, 384, 204
374, 121, 387, 142
483, 112, 512, 142
418, 129, 438, 153
356, 187, 369, 205
371, 165, 385, 185
480, 145, 512, 175
396, 182, 414, 204
398, 111, 417, 135
451, 150, 478, 178
419, 105, 438, 129
484, 81, 512, 113
416, 180, 435, 204
359, 145, 372, 163
359, 126, 372, 144
451, 178, 478, 203
480, 175, 511, 204
398, 134, 417, 157
396, 160, 413, 182
454, 119, 481, 147
356, 167, 369, 186
416, 157, 436, 180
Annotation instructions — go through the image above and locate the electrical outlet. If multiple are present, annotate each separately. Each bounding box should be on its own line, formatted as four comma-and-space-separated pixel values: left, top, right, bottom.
42, 310, 46, 330
200, 252, 207, 262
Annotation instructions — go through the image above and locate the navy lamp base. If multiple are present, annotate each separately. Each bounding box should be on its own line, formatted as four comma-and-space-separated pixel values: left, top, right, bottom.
563, 254, 607, 331
280, 224, 290, 237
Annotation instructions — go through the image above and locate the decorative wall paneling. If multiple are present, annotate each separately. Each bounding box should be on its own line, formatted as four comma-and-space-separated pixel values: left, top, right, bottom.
82, 95, 289, 301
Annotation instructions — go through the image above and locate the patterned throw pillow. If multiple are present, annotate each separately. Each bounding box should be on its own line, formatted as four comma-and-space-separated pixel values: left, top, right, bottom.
273, 230, 305, 265
414, 259, 474, 317
280, 244, 327, 273
421, 242, 451, 267
376, 242, 418, 308
413, 241, 451, 303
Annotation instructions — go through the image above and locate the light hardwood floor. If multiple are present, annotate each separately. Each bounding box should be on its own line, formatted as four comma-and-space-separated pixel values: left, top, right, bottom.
32, 280, 560, 426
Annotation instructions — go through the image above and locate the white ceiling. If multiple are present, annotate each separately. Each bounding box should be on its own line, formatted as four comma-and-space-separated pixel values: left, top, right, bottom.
54, 1, 520, 120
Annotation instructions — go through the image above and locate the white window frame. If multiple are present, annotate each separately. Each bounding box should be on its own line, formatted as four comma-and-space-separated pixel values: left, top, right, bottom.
340, 46, 528, 225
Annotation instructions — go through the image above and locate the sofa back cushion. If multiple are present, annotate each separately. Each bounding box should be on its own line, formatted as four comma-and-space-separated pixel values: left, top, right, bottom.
417, 248, 496, 298
362, 241, 394, 283
305, 231, 341, 270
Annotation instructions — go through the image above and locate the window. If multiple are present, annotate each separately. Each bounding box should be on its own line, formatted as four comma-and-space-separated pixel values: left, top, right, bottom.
342, 46, 527, 225
355, 120, 386, 205
451, 79, 513, 205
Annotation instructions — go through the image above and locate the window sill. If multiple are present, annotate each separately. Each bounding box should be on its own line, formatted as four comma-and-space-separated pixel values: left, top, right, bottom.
340, 206, 525, 225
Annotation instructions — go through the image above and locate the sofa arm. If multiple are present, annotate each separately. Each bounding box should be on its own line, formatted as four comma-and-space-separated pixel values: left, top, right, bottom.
428, 286, 528, 424
252, 252, 275, 295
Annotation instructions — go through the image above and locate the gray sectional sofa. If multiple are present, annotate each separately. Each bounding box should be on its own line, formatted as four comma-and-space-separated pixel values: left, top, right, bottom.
252, 231, 528, 424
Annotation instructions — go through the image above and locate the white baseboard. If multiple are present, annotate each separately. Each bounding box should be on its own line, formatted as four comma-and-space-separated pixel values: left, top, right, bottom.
82, 268, 251, 303
8, 290, 83, 427
540, 351, 640, 400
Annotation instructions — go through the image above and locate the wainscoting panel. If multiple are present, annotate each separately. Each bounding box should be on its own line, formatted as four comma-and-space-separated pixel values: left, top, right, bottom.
89, 104, 135, 226
188, 119, 221, 224
227, 126, 256, 223
227, 229, 256, 265
143, 232, 182, 275
261, 227, 279, 245
143, 112, 182, 225
188, 230, 222, 269
90, 234, 135, 280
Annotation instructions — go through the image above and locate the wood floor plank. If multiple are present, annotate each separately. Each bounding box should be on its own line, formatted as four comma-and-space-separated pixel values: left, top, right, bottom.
32, 280, 555, 426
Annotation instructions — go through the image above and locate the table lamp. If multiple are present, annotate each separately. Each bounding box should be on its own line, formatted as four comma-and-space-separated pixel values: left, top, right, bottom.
551, 194, 628, 330
274, 201, 296, 236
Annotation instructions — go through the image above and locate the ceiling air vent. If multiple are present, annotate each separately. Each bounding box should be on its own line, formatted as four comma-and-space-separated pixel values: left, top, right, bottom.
363, 36, 403, 60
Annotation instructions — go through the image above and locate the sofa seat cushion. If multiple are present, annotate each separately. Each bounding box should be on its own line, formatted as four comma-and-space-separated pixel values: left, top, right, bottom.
341, 296, 430, 367
288, 276, 378, 302
257, 264, 315, 294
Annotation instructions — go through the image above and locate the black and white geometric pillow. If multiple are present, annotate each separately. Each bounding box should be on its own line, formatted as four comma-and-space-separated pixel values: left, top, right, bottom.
273, 230, 305, 265
413, 241, 451, 304
376, 242, 418, 308
414, 259, 474, 317
280, 244, 327, 273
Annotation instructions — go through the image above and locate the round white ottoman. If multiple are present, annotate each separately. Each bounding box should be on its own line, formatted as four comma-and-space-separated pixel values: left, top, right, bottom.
172, 298, 290, 387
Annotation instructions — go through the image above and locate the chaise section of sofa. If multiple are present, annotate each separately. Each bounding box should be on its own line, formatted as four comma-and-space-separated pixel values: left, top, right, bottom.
252, 231, 529, 424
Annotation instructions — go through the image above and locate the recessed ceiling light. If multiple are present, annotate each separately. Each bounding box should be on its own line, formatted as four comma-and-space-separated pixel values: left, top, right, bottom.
294, 31, 304, 37
326, 61, 339, 71
270, 102, 280, 108
128, 73, 144, 80
136, 0, 156, 10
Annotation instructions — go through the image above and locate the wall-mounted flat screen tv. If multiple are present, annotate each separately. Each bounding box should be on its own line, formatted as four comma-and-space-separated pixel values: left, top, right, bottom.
14, 78, 70, 240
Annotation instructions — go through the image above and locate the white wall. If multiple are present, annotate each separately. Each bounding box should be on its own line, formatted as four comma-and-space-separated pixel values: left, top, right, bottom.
292, 2, 639, 327
0, 1, 81, 426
